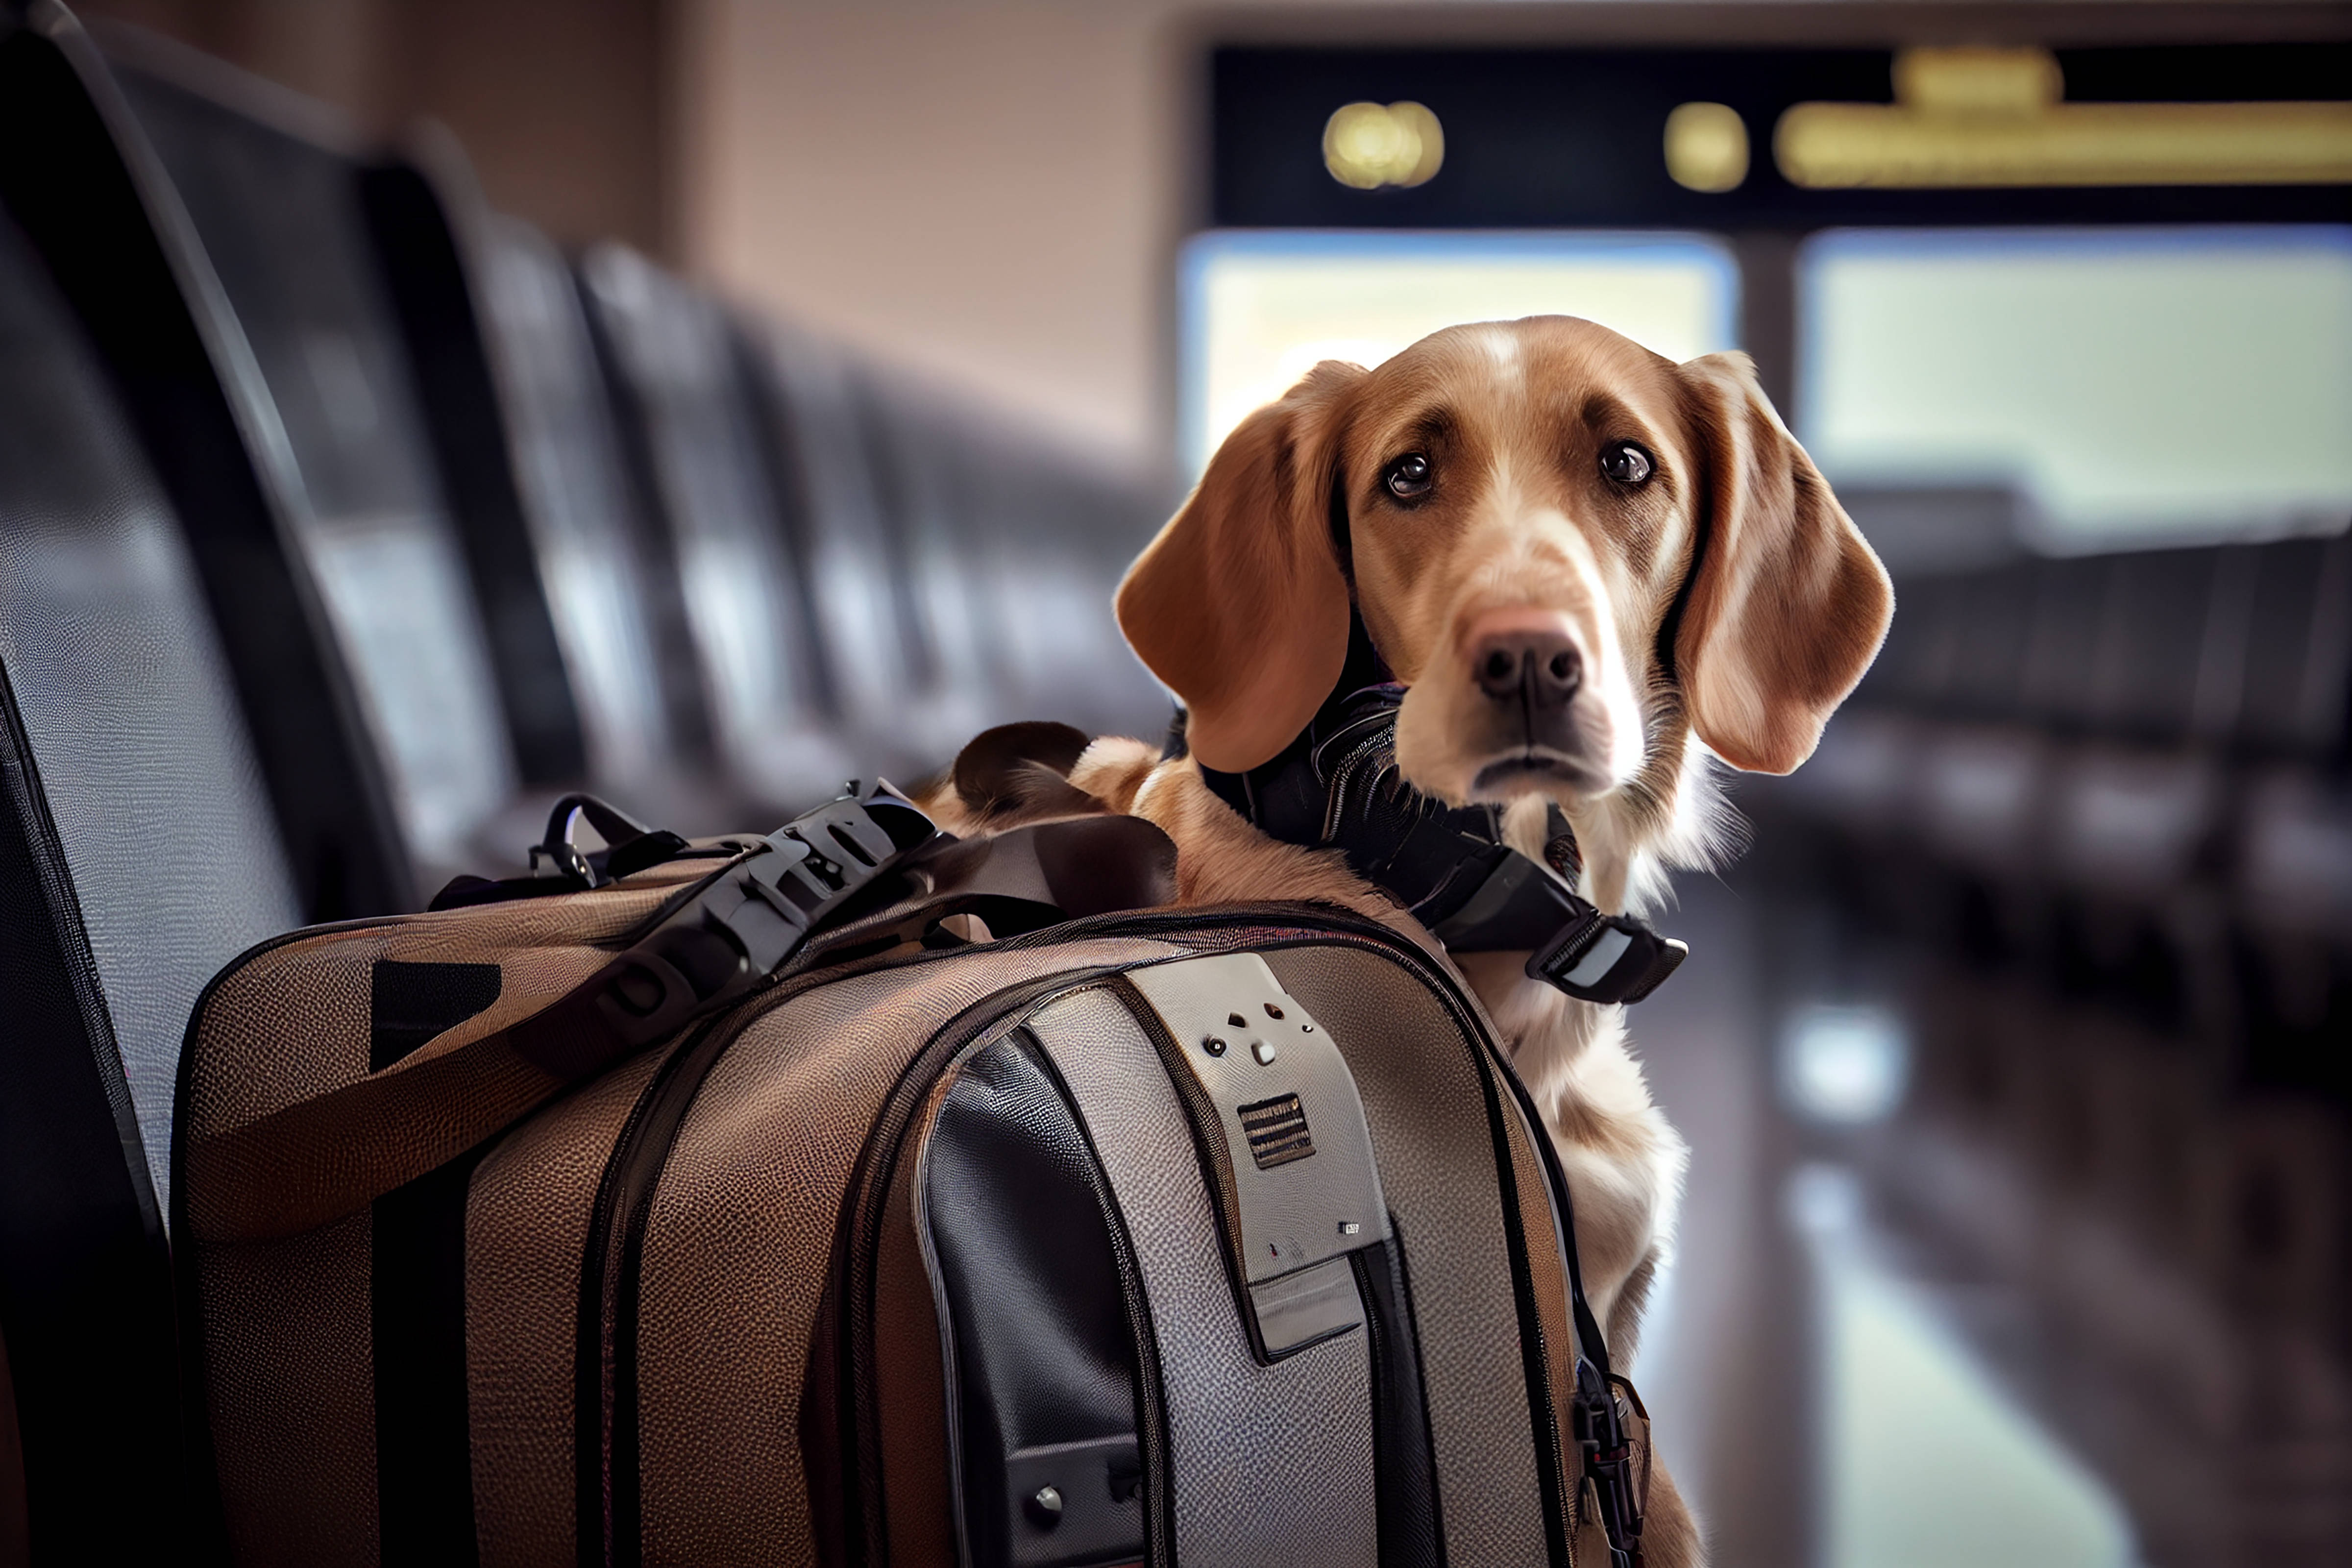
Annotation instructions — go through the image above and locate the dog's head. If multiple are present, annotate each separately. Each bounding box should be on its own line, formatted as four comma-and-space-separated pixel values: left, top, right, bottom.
1118, 317, 1892, 808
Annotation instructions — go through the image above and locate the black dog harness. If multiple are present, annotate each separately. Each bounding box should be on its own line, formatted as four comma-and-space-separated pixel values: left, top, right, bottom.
1191, 629, 1687, 1006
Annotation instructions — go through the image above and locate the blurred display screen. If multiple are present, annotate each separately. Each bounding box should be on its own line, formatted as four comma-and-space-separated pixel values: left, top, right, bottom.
1179, 230, 1739, 475
1799, 226, 2352, 553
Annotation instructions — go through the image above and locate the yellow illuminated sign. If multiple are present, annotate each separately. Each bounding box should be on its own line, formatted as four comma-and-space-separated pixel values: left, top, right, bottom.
1773, 47, 2352, 189
1665, 101, 1751, 193
1323, 101, 1445, 190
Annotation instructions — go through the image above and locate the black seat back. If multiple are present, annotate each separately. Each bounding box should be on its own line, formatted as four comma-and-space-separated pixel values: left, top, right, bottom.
0, 9, 406, 926
2237, 535, 2352, 766
0, 8, 344, 1545
108, 41, 526, 875
356, 149, 589, 787
820, 353, 1168, 744
847, 370, 1006, 753
417, 174, 737, 828
2020, 555, 2117, 736
578, 244, 853, 808
2085, 547, 2227, 748
954, 421, 1170, 737
730, 313, 920, 763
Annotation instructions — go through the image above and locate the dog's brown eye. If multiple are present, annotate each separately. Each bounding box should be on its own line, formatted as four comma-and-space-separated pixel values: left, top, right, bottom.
1601, 442, 1654, 487
1383, 453, 1433, 500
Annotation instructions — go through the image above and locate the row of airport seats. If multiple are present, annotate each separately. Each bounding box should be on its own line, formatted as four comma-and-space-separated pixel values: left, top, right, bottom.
1775, 534, 2352, 1071
0, 5, 1167, 1554
1756, 535, 2352, 1414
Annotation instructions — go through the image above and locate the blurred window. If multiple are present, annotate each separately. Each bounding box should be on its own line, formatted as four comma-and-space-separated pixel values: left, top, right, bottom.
1180, 231, 1740, 475
1799, 226, 2352, 553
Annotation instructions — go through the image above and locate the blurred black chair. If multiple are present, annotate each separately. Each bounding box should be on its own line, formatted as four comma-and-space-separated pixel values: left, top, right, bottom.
2231, 536, 2352, 1061
577, 244, 860, 810
2040, 548, 2236, 1026
403, 156, 741, 834
0, 4, 400, 1548
103, 31, 557, 884
0, 7, 407, 927
738, 311, 1169, 771
951, 419, 1172, 739
730, 313, 929, 768
352, 149, 587, 789
2234, 535, 2352, 766
847, 368, 1048, 753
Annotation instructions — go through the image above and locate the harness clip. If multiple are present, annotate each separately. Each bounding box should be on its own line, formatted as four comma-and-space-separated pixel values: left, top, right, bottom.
1528, 905, 1688, 1005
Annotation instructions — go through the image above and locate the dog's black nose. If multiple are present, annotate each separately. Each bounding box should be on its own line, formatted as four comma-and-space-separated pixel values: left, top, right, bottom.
1471, 629, 1582, 709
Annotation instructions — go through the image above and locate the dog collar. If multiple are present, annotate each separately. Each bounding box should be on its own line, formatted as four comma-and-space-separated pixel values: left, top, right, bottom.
1192, 678, 1687, 1006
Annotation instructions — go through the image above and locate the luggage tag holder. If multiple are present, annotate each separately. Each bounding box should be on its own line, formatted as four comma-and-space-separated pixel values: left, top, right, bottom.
1126, 954, 1392, 1364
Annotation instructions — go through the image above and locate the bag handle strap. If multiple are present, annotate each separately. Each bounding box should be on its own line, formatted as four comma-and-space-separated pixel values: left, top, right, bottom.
183, 792, 1175, 1244
429, 793, 696, 909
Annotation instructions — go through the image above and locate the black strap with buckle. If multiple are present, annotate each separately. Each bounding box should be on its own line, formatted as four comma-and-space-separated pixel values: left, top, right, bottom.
1194, 677, 1686, 1006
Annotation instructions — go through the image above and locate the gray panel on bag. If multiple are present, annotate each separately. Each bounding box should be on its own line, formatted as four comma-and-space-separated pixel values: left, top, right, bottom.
1126, 953, 1387, 1300
1260, 946, 1551, 1568
1026, 986, 1376, 1568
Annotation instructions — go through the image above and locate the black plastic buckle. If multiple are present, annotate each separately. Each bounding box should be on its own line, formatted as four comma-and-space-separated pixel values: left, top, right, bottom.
505, 785, 942, 1079
582, 785, 939, 1047
1571, 1357, 1645, 1568
1527, 904, 1688, 1005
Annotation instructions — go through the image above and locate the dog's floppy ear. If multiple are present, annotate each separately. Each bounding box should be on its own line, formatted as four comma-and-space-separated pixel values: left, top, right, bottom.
1672, 352, 1892, 775
1117, 362, 1363, 772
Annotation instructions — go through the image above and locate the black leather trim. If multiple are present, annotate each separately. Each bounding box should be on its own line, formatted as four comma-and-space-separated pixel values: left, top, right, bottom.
372, 1148, 488, 1568
365, 958, 506, 1564
575, 1019, 726, 1568
370, 959, 503, 1072
0, 9, 414, 920
920, 1037, 1147, 1568
1352, 1230, 1446, 1568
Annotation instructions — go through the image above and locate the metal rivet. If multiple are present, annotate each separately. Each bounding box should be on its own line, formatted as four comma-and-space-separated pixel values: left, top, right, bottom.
1252, 1039, 1278, 1066
1302, 1022, 1314, 1033
1202, 1035, 1228, 1057
1264, 1002, 1285, 1019
1025, 1485, 1065, 1527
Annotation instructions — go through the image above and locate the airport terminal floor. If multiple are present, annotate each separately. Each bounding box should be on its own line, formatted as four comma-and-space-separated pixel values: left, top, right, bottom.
2, 1, 2350, 1564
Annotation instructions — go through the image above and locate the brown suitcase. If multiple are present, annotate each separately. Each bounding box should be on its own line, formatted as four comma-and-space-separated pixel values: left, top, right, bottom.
173, 789, 1654, 1567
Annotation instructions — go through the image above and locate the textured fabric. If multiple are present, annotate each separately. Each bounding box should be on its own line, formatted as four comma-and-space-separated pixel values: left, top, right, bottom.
200, 1215, 380, 1568
1262, 947, 1555, 1568
1030, 985, 1378, 1568
180, 860, 711, 1563
467, 1045, 669, 1568
633, 937, 1180, 1568
0, 206, 299, 1213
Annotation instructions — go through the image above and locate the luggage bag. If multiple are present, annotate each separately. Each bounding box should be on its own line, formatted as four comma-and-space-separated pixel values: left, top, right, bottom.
172, 789, 1654, 1567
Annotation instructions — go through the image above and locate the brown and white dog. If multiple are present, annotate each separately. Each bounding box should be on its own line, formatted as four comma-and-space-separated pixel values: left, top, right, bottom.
935, 316, 1891, 1563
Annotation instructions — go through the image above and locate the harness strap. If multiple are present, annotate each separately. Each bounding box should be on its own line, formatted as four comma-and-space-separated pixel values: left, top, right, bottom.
1196, 667, 1686, 1006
